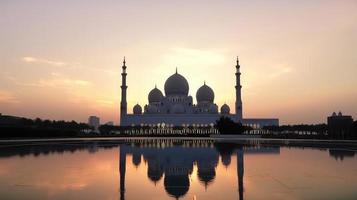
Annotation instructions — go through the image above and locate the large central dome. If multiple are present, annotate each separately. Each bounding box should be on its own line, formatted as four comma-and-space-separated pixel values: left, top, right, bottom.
164, 71, 189, 96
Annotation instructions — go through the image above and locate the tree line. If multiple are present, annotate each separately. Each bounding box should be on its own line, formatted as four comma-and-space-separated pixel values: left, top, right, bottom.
262, 124, 328, 135
262, 121, 357, 139
0, 115, 91, 138
1, 114, 356, 139
215, 116, 252, 135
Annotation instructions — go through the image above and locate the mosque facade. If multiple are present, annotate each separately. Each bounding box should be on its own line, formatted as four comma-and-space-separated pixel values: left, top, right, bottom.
120, 57, 278, 128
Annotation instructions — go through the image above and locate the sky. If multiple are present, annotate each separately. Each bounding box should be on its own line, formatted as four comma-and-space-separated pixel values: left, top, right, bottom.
0, 0, 356, 125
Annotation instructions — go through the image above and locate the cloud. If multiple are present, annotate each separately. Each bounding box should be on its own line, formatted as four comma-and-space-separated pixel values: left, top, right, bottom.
23, 57, 37, 62
269, 65, 293, 79
73, 80, 91, 86
162, 47, 226, 67
22, 56, 115, 75
22, 56, 67, 67
96, 99, 115, 108
50, 72, 62, 77
36, 78, 91, 88
18, 76, 91, 88
0, 90, 19, 104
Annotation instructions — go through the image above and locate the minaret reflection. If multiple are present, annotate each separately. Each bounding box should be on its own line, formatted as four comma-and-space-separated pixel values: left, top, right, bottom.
119, 146, 126, 200
118, 139, 280, 200
237, 148, 244, 200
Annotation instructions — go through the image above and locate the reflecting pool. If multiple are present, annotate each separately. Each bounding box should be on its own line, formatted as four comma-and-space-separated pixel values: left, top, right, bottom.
0, 139, 357, 200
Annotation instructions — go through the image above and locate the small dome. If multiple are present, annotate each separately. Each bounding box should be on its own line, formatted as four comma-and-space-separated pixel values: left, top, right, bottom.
209, 104, 218, 113
148, 87, 164, 103
172, 104, 185, 114
164, 71, 189, 96
133, 104, 142, 114
221, 104, 230, 114
196, 83, 214, 103
147, 105, 158, 114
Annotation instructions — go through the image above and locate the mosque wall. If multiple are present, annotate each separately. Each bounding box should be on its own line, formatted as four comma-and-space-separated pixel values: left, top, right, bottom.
121, 114, 279, 127
242, 118, 279, 128
121, 114, 227, 127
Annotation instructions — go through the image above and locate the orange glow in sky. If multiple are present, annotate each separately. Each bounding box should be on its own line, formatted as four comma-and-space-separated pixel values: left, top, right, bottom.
0, 0, 356, 124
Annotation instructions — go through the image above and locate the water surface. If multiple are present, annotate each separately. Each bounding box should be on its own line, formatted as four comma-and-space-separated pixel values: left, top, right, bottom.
0, 139, 356, 200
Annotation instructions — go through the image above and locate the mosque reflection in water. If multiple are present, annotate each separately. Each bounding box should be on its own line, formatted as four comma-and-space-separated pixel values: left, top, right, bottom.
119, 139, 280, 200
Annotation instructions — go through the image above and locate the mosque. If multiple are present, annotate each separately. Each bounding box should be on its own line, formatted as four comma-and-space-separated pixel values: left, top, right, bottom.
119, 57, 278, 128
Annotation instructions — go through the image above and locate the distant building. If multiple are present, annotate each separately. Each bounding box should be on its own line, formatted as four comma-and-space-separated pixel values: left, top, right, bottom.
88, 116, 100, 130
327, 111, 353, 139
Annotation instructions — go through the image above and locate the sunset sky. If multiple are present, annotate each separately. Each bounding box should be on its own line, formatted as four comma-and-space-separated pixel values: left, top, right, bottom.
0, 0, 356, 125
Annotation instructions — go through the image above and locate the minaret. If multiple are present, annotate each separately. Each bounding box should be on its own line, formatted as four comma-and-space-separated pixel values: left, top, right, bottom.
120, 57, 128, 125
235, 56, 243, 122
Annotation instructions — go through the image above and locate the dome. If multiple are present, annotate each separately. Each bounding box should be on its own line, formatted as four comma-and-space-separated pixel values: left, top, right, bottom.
133, 104, 142, 114
148, 87, 164, 103
196, 83, 214, 103
164, 71, 189, 96
147, 105, 158, 114
172, 104, 185, 114
220, 104, 230, 114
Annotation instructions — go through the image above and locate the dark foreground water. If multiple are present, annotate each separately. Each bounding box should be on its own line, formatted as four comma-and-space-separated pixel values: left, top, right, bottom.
0, 138, 357, 200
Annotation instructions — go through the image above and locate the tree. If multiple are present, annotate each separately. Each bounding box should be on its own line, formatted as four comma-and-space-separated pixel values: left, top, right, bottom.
215, 116, 245, 135
352, 121, 357, 138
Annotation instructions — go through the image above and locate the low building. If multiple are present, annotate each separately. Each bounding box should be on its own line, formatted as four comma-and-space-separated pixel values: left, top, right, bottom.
88, 116, 100, 130
327, 111, 353, 139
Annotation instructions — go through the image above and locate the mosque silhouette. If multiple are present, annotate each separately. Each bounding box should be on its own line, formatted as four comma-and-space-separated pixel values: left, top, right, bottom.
119, 57, 279, 128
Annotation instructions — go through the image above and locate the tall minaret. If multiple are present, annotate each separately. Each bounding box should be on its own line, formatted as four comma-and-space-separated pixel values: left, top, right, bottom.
235, 56, 243, 122
120, 57, 127, 125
